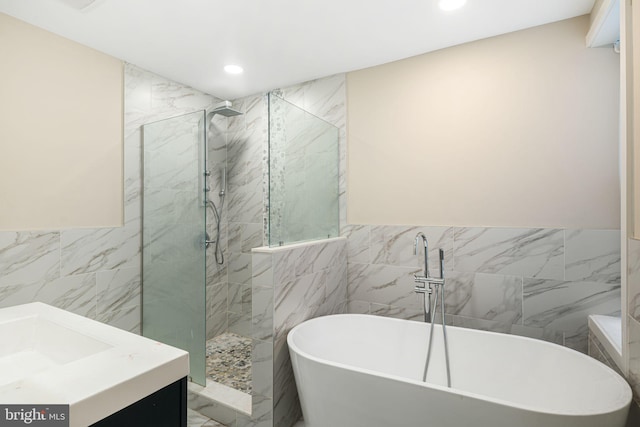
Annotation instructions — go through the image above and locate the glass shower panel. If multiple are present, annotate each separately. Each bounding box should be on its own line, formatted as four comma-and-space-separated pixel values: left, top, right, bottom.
142, 111, 207, 385
269, 94, 339, 246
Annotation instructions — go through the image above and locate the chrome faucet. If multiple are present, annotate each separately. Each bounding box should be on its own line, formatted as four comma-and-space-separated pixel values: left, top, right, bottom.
413, 233, 451, 387
413, 233, 445, 323
413, 233, 433, 322
423, 247, 450, 387
414, 233, 429, 279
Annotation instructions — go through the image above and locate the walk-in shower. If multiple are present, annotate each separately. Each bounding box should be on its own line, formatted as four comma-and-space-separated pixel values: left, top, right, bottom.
205, 101, 243, 265
141, 92, 340, 423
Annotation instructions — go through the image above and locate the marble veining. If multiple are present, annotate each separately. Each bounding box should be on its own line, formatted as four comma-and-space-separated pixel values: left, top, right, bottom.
454, 227, 564, 280
341, 225, 370, 264
369, 303, 424, 321
252, 285, 273, 341
345, 224, 621, 355
96, 267, 140, 314
588, 331, 623, 377
251, 238, 347, 427
228, 252, 253, 286
370, 225, 453, 272
523, 279, 620, 352
629, 316, 640, 402
96, 305, 140, 334
187, 409, 226, 427
206, 283, 227, 340
0, 231, 60, 287
252, 339, 274, 398
150, 75, 214, 113
445, 271, 523, 323
60, 225, 140, 277
565, 229, 621, 284
275, 271, 327, 333
629, 238, 640, 322
348, 263, 423, 310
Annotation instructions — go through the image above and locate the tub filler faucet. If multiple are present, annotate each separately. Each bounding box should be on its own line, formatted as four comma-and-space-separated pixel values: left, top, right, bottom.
413, 233, 443, 323
413, 233, 451, 387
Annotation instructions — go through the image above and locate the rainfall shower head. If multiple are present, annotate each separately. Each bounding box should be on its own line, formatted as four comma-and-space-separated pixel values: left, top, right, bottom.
209, 100, 243, 118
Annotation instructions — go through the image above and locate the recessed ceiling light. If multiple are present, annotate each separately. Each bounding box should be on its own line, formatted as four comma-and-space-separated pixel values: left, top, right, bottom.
438, 0, 466, 11
224, 64, 244, 75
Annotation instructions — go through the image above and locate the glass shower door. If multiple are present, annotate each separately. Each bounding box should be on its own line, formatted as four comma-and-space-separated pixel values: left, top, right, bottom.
142, 111, 207, 385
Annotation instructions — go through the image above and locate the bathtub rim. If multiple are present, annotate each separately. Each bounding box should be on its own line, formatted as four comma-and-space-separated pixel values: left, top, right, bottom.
287, 313, 632, 418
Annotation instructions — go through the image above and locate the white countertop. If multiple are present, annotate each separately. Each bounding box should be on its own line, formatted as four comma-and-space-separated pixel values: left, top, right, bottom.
0, 302, 189, 427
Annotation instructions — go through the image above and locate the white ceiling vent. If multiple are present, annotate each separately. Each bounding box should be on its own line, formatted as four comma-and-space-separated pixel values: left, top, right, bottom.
57, 0, 104, 11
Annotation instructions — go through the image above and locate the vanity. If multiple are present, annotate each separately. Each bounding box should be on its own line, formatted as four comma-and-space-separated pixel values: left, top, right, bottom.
0, 302, 189, 427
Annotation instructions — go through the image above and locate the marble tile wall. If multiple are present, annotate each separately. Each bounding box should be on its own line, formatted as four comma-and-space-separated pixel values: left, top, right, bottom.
206, 111, 229, 340
251, 237, 347, 427
223, 73, 346, 337
0, 64, 220, 334
587, 329, 623, 377
344, 225, 621, 353
628, 237, 640, 405
223, 94, 268, 339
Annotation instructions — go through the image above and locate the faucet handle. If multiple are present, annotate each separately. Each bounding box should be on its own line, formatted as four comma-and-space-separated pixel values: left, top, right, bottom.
414, 273, 427, 283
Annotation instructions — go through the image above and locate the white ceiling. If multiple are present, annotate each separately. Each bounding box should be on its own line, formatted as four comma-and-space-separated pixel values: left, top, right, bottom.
0, 0, 596, 99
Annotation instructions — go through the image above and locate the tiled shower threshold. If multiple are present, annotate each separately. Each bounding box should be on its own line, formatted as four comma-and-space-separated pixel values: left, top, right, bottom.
189, 379, 251, 416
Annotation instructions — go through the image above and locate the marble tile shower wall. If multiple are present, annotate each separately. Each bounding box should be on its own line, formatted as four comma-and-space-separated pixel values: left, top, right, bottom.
223, 94, 269, 339
222, 73, 347, 341
251, 238, 347, 427
344, 225, 621, 353
628, 237, 640, 403
206, 110, 230, 340
0, 63, 220, 334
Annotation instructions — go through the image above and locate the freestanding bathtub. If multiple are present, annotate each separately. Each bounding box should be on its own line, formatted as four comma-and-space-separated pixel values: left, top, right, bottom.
287, 314, 632, 427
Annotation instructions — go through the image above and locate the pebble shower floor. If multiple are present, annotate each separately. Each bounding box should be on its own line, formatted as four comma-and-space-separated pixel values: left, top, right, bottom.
205, 332, 252, 393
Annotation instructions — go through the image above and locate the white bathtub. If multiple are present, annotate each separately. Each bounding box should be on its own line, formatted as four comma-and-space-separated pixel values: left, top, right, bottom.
287, 314, 632, 427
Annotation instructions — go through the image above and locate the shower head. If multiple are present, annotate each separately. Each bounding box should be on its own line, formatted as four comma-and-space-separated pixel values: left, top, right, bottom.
209, 100, 243, 118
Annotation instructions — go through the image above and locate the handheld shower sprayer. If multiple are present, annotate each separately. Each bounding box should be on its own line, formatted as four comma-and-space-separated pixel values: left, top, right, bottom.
220, 167, 226, 197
